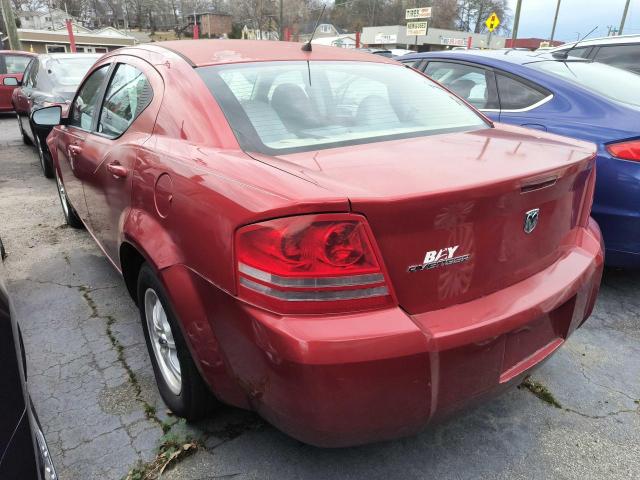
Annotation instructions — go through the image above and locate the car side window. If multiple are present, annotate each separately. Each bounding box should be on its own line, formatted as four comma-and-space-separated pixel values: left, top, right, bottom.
97, 63, 153, 138
423, 61, 498, 109
5, 55, 32, 74
24, 59, 38, 88
563, 46, 591, 58
402, 59, 423, 69
69, 65, 110, 130
496, 74, 548, 111
594, 45, 640, 74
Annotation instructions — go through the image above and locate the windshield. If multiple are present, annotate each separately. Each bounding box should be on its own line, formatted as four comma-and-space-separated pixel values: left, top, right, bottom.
197, 61, 487, 155
46, 56, 100, 88
529, 60, 640, 107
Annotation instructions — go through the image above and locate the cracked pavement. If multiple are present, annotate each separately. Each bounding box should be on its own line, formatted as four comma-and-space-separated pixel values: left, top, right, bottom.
0, 115, 638, 479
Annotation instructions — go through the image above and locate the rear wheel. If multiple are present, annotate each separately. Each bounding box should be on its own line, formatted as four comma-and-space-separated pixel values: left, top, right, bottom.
34, 131, 54, 178
137, 263, 212, 421
54, 167, 83, 228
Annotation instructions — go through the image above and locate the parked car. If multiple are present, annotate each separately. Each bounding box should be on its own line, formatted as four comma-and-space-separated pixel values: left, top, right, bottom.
0, 237, 57, 479
401, 50, 640, 267
548, 34, 640, 74
0, 51, 35, 112
357, 47, 393, 58
11, 53, 101, 178
34, 40, 604, 447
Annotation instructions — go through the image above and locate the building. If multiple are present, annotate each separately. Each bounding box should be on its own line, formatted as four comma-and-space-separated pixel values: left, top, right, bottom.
505, 38, 564, 50
17, 7, 71, 31
194, 12, 232, 38
14, 26, 137, 54
298, 23, 344, 43
362, 25, 507, 51
311, 34, 357, 48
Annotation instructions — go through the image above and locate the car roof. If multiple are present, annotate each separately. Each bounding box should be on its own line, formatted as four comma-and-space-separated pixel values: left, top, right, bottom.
402, 49, 593, 67
0, 50, 36, 56
549, 33, 640, 51
38, 53, 102, 61
144, 40, 397, 67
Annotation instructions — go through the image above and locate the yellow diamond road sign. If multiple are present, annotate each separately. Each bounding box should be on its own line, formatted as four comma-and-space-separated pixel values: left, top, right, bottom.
485, 12, 500, 32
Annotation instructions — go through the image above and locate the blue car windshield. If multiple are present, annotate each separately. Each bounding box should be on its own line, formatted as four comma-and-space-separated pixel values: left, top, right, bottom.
529, 60, 640, 108
197, 61, 488, 155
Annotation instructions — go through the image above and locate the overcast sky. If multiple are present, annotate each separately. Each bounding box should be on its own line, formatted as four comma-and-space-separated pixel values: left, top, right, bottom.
505, 0, 639, 41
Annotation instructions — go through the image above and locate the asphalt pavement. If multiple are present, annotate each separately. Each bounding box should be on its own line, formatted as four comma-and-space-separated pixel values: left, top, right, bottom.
0, 115, 638, 480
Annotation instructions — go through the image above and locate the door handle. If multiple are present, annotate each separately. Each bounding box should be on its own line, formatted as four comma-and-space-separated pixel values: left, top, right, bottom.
107, 162, 128, 178
68, 145, 82, 155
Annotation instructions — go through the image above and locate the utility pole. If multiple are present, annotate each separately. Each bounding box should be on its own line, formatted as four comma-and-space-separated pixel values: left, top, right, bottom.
279, 0, 283, 41
0, 0, 21, 50
619, 0, 630, 35
512, 0, 522, 41
550, 0, 561, 42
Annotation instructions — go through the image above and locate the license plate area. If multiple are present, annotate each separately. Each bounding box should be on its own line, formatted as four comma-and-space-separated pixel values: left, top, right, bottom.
500, 295, 576, 383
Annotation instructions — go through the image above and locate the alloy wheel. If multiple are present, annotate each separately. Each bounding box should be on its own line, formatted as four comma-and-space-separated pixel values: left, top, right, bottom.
144, 288, 182, 395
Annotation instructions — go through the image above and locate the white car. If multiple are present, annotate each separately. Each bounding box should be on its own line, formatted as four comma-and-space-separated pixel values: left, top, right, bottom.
548, 34, 640, 74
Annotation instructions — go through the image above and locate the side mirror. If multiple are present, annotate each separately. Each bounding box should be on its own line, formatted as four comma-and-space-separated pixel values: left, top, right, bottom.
3, 77, 19, 86
32, 105, 62, 127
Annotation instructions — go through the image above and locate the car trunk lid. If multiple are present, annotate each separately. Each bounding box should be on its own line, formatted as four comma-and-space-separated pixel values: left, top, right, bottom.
250, 125, 597, 315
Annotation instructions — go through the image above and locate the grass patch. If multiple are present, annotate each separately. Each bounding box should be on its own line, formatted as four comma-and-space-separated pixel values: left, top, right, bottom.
519, 377, 562, 409
124, 431, 198, 480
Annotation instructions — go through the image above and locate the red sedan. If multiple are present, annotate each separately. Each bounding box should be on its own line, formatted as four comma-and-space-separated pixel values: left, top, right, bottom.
33, 40, 604, 447
0, 50, 35, 112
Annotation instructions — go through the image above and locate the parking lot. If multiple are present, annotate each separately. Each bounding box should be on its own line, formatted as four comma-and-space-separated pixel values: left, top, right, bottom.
1, 112, 639, 479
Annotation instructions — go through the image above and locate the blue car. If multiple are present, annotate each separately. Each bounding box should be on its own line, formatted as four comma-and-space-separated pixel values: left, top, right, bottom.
399, 50, 640, 267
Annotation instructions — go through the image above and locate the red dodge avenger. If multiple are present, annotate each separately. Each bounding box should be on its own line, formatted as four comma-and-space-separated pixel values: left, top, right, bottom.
33, 40, 604, 447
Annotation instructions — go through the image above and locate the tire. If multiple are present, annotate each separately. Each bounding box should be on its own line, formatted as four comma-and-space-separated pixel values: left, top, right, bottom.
54, 167, 83, 229
137, 263, 212, 421
17, 114, 32, 145
34, 131, 54, 178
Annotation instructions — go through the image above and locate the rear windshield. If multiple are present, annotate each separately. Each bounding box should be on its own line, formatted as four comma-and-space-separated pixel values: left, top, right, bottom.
45, 56, 100, 87
197, 61, 487, 154
529, 60, 640, 107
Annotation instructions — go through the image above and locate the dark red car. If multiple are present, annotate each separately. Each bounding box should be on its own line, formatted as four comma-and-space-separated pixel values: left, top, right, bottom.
33, 40, 604, 447
0, 50, 35, 112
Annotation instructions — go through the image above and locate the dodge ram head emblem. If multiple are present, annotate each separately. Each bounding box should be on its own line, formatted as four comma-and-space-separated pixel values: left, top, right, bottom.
524, 208, 540, 234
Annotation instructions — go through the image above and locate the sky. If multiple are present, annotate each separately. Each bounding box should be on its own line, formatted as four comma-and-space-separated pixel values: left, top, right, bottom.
505, 0, 639, 42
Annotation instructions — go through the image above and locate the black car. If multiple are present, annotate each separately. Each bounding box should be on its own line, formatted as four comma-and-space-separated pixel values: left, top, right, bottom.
8, 53, 100, 178
0, 237, 57, 479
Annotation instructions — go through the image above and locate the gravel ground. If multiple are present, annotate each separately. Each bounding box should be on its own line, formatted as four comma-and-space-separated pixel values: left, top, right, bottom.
0, 114, 638, 480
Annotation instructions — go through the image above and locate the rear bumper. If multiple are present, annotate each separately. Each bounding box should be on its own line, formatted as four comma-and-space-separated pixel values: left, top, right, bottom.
171, 220, 604, 447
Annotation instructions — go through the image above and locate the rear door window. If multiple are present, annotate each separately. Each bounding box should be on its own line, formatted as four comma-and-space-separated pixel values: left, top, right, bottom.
495, 74, 549, 110
424, 61, 498, 109
69, 65, 110, 130
97, 63, 153, 138
593, 45, 640, 74
561, 46, 591, 58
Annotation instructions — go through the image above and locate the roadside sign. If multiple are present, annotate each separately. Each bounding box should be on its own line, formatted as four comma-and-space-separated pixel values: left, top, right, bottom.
440, 37, 465, 46
406, 7, 432, 20
406, 22, 428, 36
485, 12, 500, 32
375, 33, 398, 44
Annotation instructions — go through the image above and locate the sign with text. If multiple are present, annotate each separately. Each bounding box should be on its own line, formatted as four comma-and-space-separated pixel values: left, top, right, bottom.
440, 37, 465, 46
406, 7, 432, 20
406, 22, 428, 36
374, 33, 398, 44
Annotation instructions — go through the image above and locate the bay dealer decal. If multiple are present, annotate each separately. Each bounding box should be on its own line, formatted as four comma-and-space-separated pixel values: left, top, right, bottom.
408, 245, 471, 272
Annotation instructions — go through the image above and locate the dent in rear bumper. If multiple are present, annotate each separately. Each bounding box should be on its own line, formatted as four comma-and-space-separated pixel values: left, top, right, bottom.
171, 221, 603, 447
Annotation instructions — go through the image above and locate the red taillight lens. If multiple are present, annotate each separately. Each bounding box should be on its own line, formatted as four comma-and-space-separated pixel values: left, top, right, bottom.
235, 214, 392, 314
606, 140, 640, 161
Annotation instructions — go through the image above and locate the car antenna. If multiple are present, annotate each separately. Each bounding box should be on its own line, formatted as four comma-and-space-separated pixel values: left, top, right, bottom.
551, 26, 598, 59
301, 4, 326, 52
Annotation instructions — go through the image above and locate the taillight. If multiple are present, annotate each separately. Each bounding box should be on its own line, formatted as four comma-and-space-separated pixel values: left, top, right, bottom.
606, 140, 640, 161
235, 214, 393, 314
